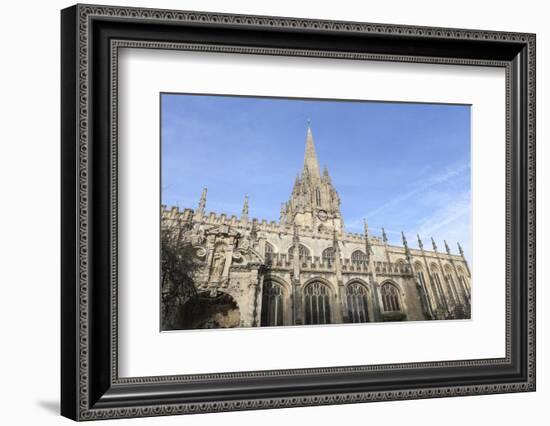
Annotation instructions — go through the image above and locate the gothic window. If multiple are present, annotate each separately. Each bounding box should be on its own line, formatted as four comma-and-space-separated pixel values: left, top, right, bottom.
287, 244, 310, 259
381, 283, 401, 312
265, 242, 274, 263
315, 188, 321, 206
322, 247, 335, 266
456, 267, 470, 299
417, 270, 427, 289
459, 276, 470, 297
432, 271, 447, 305
346, 282, 369, 323
429, 264, 445, 305
351, 250, 367, 263
445, 267, 458, 304
261, 281, 284, 326
304, 282, 332, 325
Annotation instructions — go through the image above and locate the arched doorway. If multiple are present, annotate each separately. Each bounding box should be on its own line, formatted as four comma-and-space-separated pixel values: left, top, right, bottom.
179, 291, 240, 329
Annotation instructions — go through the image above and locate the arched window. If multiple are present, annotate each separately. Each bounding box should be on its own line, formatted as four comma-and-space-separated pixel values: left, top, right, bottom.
288, 244, 310, 259
415, 263, 427, 289
346, 282, 369, 323
304, 282, 332, 325
264, 242, 274, 263
381, 283, 401, 312
261, 281, 284, 326
456, 267, 471, 299
351, 250, 367, 263
444, 267, 458, 304
430, 264, 446, 306
322, 247, 335, 266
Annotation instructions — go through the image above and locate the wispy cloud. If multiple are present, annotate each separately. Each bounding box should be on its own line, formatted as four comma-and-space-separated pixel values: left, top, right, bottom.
412, 190, 471, 261
364, 163, 470, 219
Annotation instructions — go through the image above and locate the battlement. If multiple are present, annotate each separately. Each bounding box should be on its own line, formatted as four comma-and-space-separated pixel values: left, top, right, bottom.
374, 261, 413, 276
160, 205, 465, 261
265, 253, 414, 276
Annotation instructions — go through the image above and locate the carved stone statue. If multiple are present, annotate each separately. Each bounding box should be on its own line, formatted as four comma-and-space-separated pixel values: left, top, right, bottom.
212, 253, 225, 278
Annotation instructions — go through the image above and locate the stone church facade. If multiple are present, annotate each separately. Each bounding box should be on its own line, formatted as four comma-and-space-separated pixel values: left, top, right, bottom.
161, 126, 471, 328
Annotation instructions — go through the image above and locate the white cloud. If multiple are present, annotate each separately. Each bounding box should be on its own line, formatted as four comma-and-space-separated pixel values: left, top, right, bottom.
364, 162, 470, 219
412, 190, 471, 262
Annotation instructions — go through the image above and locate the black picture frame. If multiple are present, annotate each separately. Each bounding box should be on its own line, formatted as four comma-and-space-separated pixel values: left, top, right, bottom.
61, 4, 536, 421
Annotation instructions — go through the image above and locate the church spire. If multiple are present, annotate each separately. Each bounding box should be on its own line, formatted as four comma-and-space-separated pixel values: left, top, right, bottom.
303, 124, 321, 180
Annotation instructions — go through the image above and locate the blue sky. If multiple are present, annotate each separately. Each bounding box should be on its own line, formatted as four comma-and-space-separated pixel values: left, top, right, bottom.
161, 93, 471, 261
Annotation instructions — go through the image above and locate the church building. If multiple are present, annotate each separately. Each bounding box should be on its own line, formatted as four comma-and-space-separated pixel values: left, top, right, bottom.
161, 126, 471, 329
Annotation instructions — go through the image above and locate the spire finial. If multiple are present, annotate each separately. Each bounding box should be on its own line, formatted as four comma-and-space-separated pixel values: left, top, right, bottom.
381, 227, 388, 243
197, 187, 207, 215
402, 231, 411, 260
444, 239, 451, 255
431, 237, 438, 252
241, 195, 249, 219
417, 234, 424, 250
457, 242, 465, 258
363, 219, 371, 258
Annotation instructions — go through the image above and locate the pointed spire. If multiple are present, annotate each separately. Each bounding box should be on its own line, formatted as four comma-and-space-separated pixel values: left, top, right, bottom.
197, 187, 207, 215
401, 231, 409, 250
381, 227, 388, 244
363, 219, 371, 258
303, 124, 321, 180
322, 165, 331, 182
417, 234, 424, 250
241, 195, 249, 220
444, 240, 451, 255
457, 242, 465, 258
402, 231, 411, 260
431, 237, 438, 252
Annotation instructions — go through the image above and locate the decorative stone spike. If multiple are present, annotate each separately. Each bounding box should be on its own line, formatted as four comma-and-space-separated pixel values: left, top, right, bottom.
444, 239, 451, 255
431, 237, 438, 252
363, 219, 371, 258
197, 187, 207, 215
457, 242, 465, 258
417, 234, 424, 250
241, 195, 249, 219
382, 227, 388, 244
402, 231, 411, 260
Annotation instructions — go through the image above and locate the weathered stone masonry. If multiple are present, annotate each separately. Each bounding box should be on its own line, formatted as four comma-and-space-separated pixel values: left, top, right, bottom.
162, 126, 471, 328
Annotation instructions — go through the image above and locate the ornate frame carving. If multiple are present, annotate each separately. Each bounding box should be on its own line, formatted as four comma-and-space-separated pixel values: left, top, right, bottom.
61, 4, 535, 421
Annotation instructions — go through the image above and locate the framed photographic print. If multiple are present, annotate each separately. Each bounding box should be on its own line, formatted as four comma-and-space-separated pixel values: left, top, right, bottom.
61, 4, 536, 421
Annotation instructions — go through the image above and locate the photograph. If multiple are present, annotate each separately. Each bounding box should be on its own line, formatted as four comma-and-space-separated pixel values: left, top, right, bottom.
58, 3, 536, 420
160, 94, 472, 331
